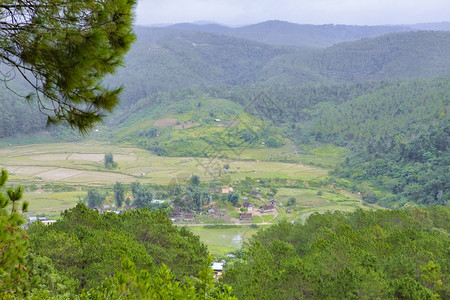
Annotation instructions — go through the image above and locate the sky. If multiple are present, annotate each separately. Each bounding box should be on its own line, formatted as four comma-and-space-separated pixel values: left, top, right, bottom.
135, 0, 450, 26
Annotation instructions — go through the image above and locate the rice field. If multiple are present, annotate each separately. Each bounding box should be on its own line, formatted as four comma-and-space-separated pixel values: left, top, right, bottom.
0, 141, 328, 186
0, 140, 370, 254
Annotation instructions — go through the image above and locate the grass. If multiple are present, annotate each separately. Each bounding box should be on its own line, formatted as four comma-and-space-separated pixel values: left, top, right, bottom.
0, 141, 328, 187
262, 214, 275, 222
113, 97, 286, 157
187, 225, 252, 257
273, 186, 367, 222
23, 191, 85, 219
252, 216, 263, 223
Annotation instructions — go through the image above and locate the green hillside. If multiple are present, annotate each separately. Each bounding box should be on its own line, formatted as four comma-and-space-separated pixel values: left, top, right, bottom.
209, 77, 450, 207
4, 28, 450, 139
223, 207, 450, 299
111, 29, 450, 111
107, 27, 292, 108
260, 31, 450, 83
308, 77, 449, 207
113, 97, 284, 157
1, 24, 449, 210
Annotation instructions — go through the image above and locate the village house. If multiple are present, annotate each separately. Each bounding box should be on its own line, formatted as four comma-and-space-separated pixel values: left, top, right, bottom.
151, 199, 164, 204
250, 191, 261, 197
183, 214, 195, 222
242, 202, 253, 211
92, 206, 102, 213
268, 199, 276, 205
260, 204, 274, 213
211, 262, 224, 272
41, 220, 57, 226
211, 262, 224, 280
27, 216, 56, 227
170, 207, 182, 221
221, 187, 234, 194
240, 213, 252, 221
122, 204, 134, 211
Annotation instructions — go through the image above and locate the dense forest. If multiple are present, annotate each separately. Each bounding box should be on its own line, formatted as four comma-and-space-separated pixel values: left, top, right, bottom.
2, 173, 449, 298
1, 180, 234, 298
222, 207, 450, 299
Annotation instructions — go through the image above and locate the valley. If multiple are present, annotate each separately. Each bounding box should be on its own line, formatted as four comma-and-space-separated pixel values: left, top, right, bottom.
0, 14, 448, 298
0, 139, 366, 256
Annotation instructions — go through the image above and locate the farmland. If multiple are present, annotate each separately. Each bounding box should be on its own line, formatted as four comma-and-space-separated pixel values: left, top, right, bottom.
0, 140, 369, 252
0, 141, 329, 186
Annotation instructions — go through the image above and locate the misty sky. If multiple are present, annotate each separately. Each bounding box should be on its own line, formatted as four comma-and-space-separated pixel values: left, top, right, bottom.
136, 0, 450, 26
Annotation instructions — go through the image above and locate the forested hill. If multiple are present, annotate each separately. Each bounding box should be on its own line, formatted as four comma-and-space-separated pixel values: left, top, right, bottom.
106, 27, 293, 107
109, 29, 450, 110
3, 27, 450, 143
168, 20, 412, 49
297, 31, 450, 81
223, 207, 450, 299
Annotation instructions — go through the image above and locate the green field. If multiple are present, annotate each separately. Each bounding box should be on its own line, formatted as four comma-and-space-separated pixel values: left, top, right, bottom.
0, 141, 334, 216
0, 141, 328, 186
23, 191, 85, 219
187, 225, 264, 257
0, 140, 372, 253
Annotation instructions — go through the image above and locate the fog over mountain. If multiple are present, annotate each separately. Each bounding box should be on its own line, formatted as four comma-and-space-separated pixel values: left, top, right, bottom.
136, 0, 450, 26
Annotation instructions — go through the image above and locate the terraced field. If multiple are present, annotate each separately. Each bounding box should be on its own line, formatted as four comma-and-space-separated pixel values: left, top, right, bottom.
0, 140, 371, 252
0, 141, 328, 186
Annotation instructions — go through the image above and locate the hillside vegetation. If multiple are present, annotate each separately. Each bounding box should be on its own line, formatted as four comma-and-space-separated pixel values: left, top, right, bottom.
223, 207, 450, 299
109, 29, 450, 109
113, 97, 284, 156
27, 204, 209, 292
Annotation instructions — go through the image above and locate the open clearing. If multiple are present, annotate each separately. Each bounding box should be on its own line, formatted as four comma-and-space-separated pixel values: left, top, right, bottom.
23, 191, 85, 219
153, 117, 177, 127
187, 225, 263, 257
0, 141, 328, 186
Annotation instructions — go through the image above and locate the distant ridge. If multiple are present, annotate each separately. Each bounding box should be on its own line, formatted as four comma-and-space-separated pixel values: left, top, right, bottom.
168, 20, 413, 48
168, 22, 232, 35
410, 22, 450, 31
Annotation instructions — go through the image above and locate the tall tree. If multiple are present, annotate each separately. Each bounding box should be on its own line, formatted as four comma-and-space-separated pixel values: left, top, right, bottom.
113, 181, 124, 207
0, 0, 137, 132
131, 183, 152, 209
0, 169, 29, 297
104, 152, 117, 169
189, 175, 200, 186
85, 189, 104, 208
